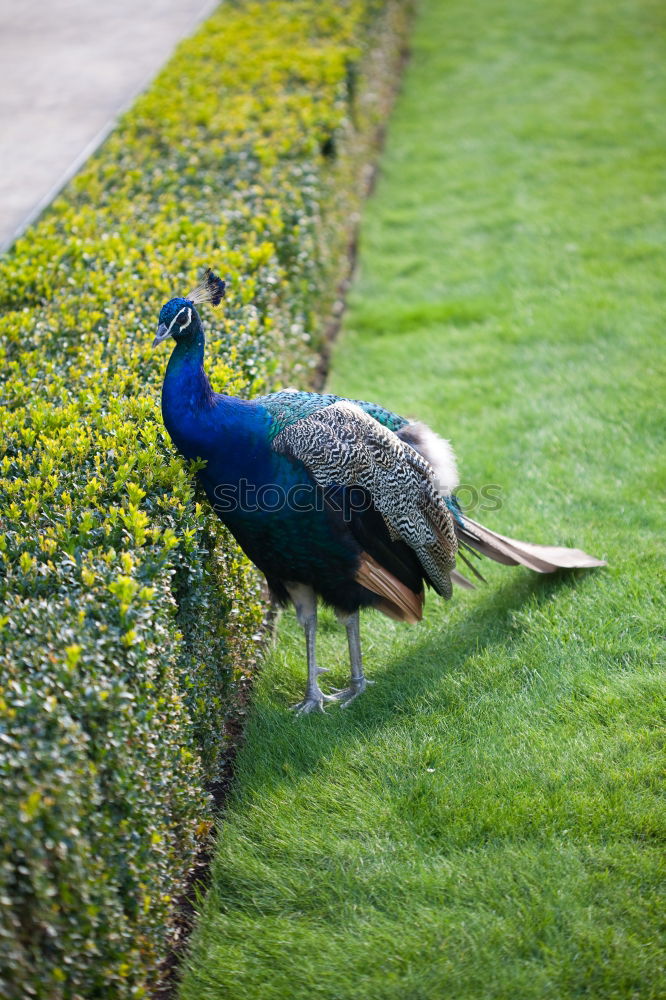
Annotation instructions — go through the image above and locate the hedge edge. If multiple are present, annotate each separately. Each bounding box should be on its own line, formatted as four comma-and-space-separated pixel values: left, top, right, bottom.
0, 1, 412, 997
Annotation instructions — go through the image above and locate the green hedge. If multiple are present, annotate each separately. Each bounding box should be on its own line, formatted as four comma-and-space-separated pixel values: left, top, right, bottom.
0, 1, 411, 996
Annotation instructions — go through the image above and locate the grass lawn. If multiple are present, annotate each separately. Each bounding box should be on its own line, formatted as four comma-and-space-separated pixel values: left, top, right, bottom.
179, 0, 665, 996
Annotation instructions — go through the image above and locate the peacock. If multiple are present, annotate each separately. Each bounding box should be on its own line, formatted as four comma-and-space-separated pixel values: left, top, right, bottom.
153, 269, 605, 714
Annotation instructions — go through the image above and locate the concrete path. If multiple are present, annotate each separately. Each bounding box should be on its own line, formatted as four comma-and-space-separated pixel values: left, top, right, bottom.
0, 0, 217, 252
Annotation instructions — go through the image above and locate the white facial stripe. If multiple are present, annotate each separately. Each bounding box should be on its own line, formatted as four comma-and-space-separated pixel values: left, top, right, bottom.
166, 306, 192, 336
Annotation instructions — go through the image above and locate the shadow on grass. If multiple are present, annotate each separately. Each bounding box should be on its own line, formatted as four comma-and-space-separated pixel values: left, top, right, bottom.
236, 568, 586, 790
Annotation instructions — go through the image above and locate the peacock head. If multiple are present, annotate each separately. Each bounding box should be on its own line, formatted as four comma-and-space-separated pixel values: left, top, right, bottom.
152, 268, 226, 348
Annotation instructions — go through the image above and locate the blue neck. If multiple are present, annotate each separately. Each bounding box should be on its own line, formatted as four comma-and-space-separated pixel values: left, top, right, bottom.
160, 331, 287, 506
165, 327, 212, 395
161, 331, 216, 452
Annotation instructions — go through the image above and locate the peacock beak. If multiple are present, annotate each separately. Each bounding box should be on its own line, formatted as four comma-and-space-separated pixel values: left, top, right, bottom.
152, 323, 170, 348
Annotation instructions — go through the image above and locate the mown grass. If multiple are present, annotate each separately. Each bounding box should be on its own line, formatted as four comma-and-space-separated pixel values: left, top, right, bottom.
179, 0, 665, 996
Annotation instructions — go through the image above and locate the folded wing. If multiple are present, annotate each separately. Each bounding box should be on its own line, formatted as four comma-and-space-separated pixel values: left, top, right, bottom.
272, 400, 458, 605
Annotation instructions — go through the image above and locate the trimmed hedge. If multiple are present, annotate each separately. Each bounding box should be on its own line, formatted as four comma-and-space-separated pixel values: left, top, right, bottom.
0, 1, 411, 997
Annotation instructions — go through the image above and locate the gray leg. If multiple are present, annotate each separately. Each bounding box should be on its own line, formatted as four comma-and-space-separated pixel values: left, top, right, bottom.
286, 583, 334, 715
330, 609, 373, 707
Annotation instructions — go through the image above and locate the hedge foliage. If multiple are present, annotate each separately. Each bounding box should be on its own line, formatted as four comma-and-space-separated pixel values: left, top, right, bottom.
0, 1, 411, 996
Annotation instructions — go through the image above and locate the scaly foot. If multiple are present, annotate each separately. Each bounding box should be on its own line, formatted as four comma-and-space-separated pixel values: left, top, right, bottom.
328, 677, 374, 708
290, 685, 335, 715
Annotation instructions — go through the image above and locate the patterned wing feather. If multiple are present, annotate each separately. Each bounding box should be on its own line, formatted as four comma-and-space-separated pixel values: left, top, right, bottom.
272, 401, 458, 598
256, 389, 408, 439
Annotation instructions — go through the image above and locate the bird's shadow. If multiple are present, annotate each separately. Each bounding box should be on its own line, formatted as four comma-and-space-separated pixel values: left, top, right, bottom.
231, 569, 588, 793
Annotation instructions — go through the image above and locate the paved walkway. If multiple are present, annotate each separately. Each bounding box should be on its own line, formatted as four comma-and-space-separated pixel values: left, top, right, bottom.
0, 0, 217, 252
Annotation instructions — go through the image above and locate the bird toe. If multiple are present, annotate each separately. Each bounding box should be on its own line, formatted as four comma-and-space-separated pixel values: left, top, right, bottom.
329, 677, 373, 707
290, 689, 335, 715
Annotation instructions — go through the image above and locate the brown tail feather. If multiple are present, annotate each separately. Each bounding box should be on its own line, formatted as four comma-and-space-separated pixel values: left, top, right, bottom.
355, 552, 424, 623
459, 517, 606, 573
451, 569, 476, 590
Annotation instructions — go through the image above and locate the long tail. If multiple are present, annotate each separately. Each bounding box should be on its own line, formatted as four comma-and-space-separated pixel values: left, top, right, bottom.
452, 514, 605, 584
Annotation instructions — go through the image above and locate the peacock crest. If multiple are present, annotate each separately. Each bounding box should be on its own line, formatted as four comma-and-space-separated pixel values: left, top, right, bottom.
188, 267, 226, 307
